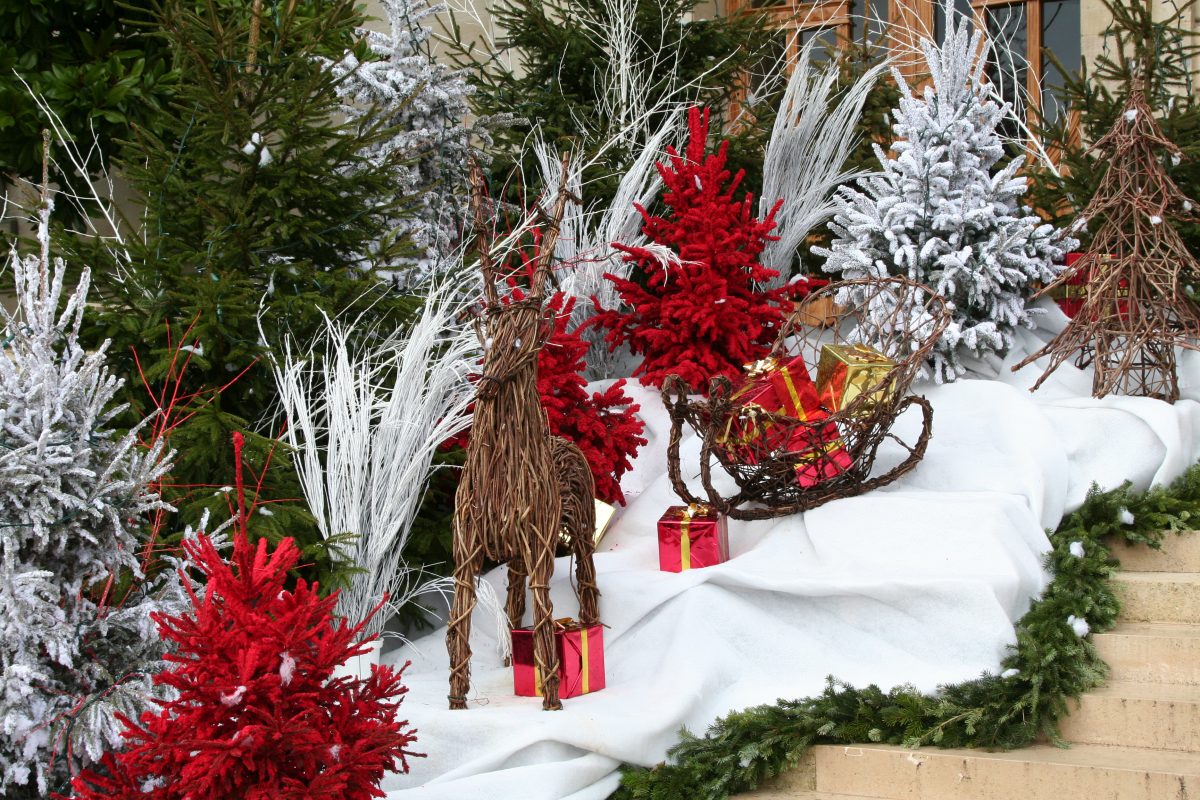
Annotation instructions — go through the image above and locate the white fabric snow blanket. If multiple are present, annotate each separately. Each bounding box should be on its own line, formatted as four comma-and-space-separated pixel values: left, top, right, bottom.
382, 305, 1200, 800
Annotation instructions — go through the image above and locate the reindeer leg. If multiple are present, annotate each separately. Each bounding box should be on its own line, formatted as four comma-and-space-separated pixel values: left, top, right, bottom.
505, 556, 528, 629
571, 499, 600, 627
551, 436, 601, 626
503, 557, 527, 666
446, 511, 483, 710
528, 533, 562, 710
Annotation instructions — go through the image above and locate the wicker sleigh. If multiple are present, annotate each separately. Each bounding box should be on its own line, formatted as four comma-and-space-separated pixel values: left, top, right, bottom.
662, 277, 951, 520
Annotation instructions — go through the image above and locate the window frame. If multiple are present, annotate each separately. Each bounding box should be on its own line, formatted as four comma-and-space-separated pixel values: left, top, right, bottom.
728, 0, 855, 58
732, 0, 1076, 121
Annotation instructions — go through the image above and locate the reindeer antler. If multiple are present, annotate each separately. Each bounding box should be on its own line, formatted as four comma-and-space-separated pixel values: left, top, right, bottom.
531, 152, 575, 298
469, 159, 501, 308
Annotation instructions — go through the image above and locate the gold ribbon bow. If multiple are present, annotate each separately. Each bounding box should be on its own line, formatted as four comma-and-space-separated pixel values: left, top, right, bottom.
676, 503, 706, 570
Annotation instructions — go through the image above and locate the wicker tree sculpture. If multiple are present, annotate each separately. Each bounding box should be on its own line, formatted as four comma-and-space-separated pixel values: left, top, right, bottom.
446, 164, 599, 711
1014, 87, 1200, 401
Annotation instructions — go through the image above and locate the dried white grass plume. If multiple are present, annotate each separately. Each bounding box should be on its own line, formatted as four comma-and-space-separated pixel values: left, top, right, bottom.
759, 33, 887, 283
270, 277, 477, 638
530, 111, 683, 379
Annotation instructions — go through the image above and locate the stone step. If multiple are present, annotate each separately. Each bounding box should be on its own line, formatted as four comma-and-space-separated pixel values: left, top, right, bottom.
1058, 680, 1200, 751
808, 742, 1200, 800
748, 793, 884, 800
1113, 571, 1200, 624
1108, 532, 1200, 573
1092, 622, 1200, 685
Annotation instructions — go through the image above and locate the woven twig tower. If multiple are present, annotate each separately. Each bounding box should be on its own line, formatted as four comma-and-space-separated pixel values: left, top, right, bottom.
1014, 87, 1200, 401
446, 161, 600, 711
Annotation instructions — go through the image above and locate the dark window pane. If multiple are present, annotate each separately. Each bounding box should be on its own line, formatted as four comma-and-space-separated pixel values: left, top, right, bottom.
868, 0, 889, 37
1041, 0, 1081, 123
798, 25, 839, 61
850, 0, 890, 42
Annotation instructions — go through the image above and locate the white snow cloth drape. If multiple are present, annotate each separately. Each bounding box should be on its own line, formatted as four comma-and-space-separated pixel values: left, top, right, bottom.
382, 302, 1200, 799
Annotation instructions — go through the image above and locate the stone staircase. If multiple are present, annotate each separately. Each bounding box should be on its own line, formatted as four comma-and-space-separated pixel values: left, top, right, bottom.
744, 532, 1200, 799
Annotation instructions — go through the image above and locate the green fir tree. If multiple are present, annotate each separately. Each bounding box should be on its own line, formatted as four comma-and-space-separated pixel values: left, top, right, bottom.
78, 0, 424, 587
443, 0, 779, 205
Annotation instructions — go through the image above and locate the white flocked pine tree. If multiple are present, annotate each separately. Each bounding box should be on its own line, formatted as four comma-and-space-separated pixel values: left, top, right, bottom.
0, 187, 189, 797
327, 0, 483, 285
817, 4, 1074, 382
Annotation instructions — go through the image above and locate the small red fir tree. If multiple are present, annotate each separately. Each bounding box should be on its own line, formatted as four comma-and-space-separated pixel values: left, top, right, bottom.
68, 531, 421, 800
539, 292, 647, 505
590, 106, 791, 393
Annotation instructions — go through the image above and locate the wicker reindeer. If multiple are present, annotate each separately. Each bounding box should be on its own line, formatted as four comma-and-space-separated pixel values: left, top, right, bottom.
446, 164, 600, 711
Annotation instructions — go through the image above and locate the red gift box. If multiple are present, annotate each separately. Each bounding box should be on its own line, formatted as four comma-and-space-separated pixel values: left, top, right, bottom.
1053, 253, 1127, 319
512, 619, 605, 699
1053, 252, 1090, 318
718, 356, 826, 464
717, 356, 852, 486
658, 503, 729, 572
793, 429, 854, 487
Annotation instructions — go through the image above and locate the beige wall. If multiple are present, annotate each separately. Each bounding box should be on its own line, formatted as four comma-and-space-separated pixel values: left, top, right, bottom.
362, 0, 727, 59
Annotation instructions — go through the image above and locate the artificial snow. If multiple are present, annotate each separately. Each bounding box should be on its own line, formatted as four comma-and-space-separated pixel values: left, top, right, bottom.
280, 652, 296, 686
381, 301, 1200, 800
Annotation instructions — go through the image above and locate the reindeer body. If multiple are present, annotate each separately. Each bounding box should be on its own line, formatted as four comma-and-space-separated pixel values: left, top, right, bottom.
455, 305, 560, 564
446, 171, 600, 711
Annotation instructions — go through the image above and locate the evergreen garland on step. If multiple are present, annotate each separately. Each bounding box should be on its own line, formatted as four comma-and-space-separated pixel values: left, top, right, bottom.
611, 465, 1200, 800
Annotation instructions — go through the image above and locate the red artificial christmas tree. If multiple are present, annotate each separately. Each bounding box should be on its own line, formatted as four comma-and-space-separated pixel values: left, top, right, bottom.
538, 292, 647, 505
590, 106, 791, 393
69, 530, 421, 800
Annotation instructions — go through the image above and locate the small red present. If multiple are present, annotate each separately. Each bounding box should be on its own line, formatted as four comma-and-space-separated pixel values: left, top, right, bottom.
1051, 253, 1127, 319
1051, 252, 1090, 318
512, 619, 605, 699
717, 356, 826, 465
658, 503, 728, 572
793, 429, 854, 487
717, 356, 852, 486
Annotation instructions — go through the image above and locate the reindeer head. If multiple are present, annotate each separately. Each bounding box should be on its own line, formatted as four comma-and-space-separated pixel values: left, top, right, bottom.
475, 298, 553, 401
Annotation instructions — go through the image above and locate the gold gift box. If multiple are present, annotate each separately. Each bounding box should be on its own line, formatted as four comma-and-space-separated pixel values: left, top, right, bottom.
559, 499, 617, 551
592, 499, 616, 547
815, 343, 896, 412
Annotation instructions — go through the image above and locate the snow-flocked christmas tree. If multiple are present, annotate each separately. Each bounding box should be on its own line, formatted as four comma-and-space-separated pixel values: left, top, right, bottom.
0, 184, 185, 798
817, 7, 1074, 382
327, 0, 480, 284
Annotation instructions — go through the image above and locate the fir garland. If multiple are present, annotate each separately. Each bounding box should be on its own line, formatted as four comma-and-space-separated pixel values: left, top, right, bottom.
612, 464, 1200, 800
